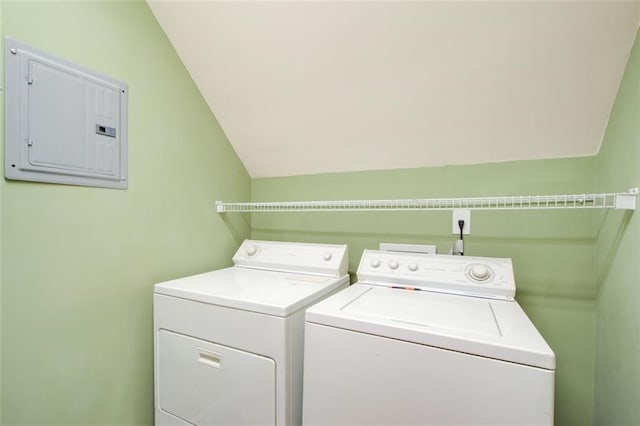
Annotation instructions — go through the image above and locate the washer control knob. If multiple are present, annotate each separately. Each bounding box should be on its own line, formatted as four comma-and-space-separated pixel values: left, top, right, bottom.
323, 252, 333, 261
388, 260, 399, 270
469, 264, 490, 281
408, 262, 418, 272
246, 245, 258, 256
371, 259, 381, 268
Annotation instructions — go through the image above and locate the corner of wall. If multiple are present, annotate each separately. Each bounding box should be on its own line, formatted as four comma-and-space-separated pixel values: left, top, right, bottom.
592, 26, 640, 426
0, 0, 5, 421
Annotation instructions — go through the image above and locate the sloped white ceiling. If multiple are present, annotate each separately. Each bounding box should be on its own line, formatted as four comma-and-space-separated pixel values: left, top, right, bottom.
148, 1, 640, 178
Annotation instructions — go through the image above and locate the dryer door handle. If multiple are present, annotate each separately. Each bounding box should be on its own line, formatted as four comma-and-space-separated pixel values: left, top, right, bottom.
197, 348, 222, 369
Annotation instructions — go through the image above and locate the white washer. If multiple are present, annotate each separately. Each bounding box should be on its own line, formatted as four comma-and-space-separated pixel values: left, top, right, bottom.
154, 240, 349, 426
303, 250, 555, 425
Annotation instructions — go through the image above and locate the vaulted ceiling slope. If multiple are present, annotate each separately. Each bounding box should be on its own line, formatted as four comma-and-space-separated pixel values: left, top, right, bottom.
148, 1, 640, 178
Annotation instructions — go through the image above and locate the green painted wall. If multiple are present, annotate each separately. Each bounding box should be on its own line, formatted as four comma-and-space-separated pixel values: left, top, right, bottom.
1, 1, 250, 424
593, 29, 640, 425
252, 157, 597, 425
1, 1, 636, 424
0, 0, 3, 421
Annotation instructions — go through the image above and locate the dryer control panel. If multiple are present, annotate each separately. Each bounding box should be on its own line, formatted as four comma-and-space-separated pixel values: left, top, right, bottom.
357, 250, 515, 300
233, 240, 349, 278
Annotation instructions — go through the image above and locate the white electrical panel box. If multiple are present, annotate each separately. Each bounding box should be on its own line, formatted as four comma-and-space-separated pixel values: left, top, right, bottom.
4, 37, 128, 189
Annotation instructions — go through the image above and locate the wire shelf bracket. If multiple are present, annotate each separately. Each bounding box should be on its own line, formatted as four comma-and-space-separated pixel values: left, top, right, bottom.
216, 188, 638, 214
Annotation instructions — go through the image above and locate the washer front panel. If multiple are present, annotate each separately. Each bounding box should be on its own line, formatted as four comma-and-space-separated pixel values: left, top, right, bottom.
303, 323, 555, 425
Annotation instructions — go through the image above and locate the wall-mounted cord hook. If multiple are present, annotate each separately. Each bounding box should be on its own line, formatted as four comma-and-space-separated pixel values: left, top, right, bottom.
458, 219, 465, 256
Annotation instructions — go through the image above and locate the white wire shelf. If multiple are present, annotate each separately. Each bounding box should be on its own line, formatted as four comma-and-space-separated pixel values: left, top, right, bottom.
216, 188, 638, 213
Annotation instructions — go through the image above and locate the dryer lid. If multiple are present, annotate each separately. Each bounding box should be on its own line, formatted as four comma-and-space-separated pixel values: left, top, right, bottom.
306, 284, 555, 370
155, 267, 349, 317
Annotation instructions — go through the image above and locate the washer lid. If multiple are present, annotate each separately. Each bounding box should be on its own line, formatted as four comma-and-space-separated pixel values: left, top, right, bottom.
306, 284, 555, 370
154, 267, 349, 317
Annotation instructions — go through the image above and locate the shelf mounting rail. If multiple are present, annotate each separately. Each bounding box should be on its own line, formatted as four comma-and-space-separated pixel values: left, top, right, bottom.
216, 188, 638, 213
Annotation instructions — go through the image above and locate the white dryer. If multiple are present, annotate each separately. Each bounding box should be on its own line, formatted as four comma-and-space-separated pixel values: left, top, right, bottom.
303, 250, 555, 425
154, 240, 349, 426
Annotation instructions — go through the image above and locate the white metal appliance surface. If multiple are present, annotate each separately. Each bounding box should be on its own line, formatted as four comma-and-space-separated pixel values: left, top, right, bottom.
154, 240, 349, 426
303, 249, 555, 425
